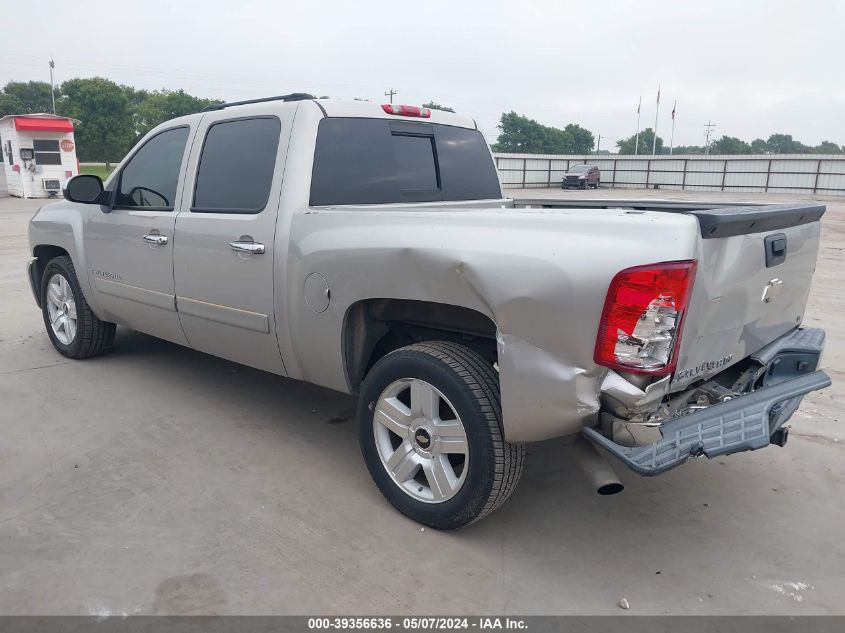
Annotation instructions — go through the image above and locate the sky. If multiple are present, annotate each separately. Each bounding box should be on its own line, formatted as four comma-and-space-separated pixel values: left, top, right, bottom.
1, 0, 843, 149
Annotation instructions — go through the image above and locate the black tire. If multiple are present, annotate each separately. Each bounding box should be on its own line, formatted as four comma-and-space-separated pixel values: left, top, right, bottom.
581, 179, 588, 190
358, 341, 524, 529
40, 255, 115, 359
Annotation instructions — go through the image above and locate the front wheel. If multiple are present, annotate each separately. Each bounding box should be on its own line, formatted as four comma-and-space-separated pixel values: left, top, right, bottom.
41, 255, 115, 359
358, 341, 524, 529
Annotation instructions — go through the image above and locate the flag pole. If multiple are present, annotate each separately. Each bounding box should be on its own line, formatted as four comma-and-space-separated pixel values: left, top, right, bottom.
634, 96, 642, 154
669, 100, 676, 155
652, 86, 660, 155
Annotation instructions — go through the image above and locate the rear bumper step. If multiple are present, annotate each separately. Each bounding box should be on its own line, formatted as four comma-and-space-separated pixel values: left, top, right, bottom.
584, 369, 831, 476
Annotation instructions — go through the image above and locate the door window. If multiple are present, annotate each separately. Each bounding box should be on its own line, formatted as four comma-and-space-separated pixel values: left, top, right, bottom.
192, 117, 281, 214
115, 126, 190, 210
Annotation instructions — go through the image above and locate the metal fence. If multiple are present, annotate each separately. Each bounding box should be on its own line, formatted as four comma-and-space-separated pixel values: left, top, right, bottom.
493, 153, 845, 195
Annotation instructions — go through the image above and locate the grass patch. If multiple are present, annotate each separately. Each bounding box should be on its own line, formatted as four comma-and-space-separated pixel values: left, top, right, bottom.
79, 165, 115, 180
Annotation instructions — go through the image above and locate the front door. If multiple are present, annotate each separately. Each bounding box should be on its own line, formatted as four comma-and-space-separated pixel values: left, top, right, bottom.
84, 125, 194, 345
173, 108, 293, 375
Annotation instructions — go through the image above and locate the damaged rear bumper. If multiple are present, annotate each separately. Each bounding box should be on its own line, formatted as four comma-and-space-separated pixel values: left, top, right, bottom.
584, 327, 831, 475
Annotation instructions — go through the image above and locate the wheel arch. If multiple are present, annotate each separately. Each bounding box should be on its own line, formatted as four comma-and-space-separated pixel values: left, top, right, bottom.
342, 298, 498, 392
32, 244, 71, 279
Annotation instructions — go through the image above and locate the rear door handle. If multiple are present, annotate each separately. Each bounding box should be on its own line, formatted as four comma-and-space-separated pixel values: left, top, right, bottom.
229, 241, 265, 255
143, 234, 168, 245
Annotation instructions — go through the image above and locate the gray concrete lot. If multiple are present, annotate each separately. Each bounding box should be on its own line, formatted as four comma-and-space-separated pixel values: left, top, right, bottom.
0, 189, 842, 616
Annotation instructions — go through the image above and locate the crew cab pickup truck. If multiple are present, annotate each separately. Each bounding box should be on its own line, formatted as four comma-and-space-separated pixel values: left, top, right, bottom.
27, 94, 831, 529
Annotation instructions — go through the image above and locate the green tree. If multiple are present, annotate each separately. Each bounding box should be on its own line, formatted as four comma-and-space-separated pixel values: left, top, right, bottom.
493, 112, 591, 154
60, 77, 134, 165
750, 138, 768, 154
617, 128, 664, 155
2, 80, 56, 113
814, 140, 841, 154
0, 92, 25, 117
672, 145, 705, 154
422, 101, 455, 113
766, 133, 808, 154
564, 123, 594, 154
708, 136, 752, 154
133, 89, 222, 137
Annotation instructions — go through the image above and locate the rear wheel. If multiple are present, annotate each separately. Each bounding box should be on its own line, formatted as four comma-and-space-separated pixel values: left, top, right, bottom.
41, 255, 115, 359
358, 341, 524, 529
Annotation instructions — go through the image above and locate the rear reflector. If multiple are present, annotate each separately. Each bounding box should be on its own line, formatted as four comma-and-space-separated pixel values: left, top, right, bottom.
594, 260, 697, 376
381, 104, 431, 118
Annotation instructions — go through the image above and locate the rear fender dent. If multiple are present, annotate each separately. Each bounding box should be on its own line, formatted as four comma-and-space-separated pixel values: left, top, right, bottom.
497, 331, 602, 442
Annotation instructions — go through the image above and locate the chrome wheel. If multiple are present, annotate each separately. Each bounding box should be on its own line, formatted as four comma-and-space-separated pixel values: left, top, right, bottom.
46, 273, 77, 345
373, 378, 469, 504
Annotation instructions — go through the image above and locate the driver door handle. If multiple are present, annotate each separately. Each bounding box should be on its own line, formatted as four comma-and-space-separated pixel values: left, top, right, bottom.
229, 241, 265, 255
143, 234, 168, 245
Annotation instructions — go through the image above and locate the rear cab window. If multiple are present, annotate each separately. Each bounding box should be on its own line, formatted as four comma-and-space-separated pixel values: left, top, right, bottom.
192, 117, 281, 214
310, 118, 501, 206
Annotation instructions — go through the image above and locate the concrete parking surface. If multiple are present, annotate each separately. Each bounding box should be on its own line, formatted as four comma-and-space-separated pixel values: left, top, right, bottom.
0, 188, 842, 615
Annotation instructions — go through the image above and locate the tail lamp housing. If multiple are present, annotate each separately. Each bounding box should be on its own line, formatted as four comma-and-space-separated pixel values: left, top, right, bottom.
594, 260, 697, 376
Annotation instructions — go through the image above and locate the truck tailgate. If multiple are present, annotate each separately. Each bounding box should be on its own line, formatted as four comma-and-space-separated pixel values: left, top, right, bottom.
673, 204, 824, 389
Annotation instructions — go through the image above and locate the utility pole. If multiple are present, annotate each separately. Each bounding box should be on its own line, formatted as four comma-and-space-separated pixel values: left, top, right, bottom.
596, 134, 601, 154
49, 58, 56, 114
384, 89, 397, 104
704, 121, 716, 155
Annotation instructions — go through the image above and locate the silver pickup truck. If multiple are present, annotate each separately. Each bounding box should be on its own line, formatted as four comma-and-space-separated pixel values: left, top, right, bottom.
26, 94, 831, 529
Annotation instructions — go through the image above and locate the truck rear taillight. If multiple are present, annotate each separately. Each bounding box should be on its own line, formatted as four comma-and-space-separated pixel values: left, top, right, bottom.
381, 104, 431, 118
594, 260, 697, 376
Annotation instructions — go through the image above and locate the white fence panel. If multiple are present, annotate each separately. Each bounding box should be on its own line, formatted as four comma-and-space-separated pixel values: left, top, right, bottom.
492, 153, 845, 195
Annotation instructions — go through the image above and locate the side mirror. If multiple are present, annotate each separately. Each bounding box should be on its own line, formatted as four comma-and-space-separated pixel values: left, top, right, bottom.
64, 174, 104, 204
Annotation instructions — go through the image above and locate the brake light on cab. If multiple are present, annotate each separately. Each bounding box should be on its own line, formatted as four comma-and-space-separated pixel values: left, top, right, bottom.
594, 260, 697, 376
381, 104, 431, 118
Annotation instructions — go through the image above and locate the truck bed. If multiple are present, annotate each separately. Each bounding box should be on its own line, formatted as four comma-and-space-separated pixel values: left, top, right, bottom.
512, 198, 826, 238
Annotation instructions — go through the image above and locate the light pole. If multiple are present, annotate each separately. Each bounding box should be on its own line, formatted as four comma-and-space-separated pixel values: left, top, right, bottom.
49, 59, 56, 114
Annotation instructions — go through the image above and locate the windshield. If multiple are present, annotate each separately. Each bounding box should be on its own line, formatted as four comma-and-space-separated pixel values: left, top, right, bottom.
567, 165, 590, 173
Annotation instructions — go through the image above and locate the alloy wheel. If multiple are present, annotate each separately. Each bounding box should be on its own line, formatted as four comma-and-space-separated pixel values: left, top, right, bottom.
373, 378, 469, 503
46, 273, 78, 345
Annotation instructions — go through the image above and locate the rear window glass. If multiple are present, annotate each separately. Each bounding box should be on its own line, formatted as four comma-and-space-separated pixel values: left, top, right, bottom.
310, 118, 500, 206
392, 134, 438, 191
193, 117, 281, 213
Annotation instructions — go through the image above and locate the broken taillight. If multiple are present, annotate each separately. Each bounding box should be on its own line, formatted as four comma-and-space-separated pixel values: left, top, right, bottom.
594, 260, 697, 376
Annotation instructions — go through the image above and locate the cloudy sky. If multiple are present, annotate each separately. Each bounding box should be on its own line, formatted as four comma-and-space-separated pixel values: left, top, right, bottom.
2, 0, 842, 149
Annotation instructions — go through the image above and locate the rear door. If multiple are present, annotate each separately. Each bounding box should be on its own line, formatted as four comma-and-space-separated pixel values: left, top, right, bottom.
84, 125, 193, 345
173, 106, 294, 375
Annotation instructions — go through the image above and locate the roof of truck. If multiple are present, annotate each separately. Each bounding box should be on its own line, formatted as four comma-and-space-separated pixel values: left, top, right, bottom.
199, 93, 477, 130
314, 99, 477, 129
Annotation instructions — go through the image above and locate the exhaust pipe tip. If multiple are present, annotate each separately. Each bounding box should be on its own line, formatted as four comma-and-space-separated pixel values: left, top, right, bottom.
597, 481, 625, 496
573, 438, 625, 496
